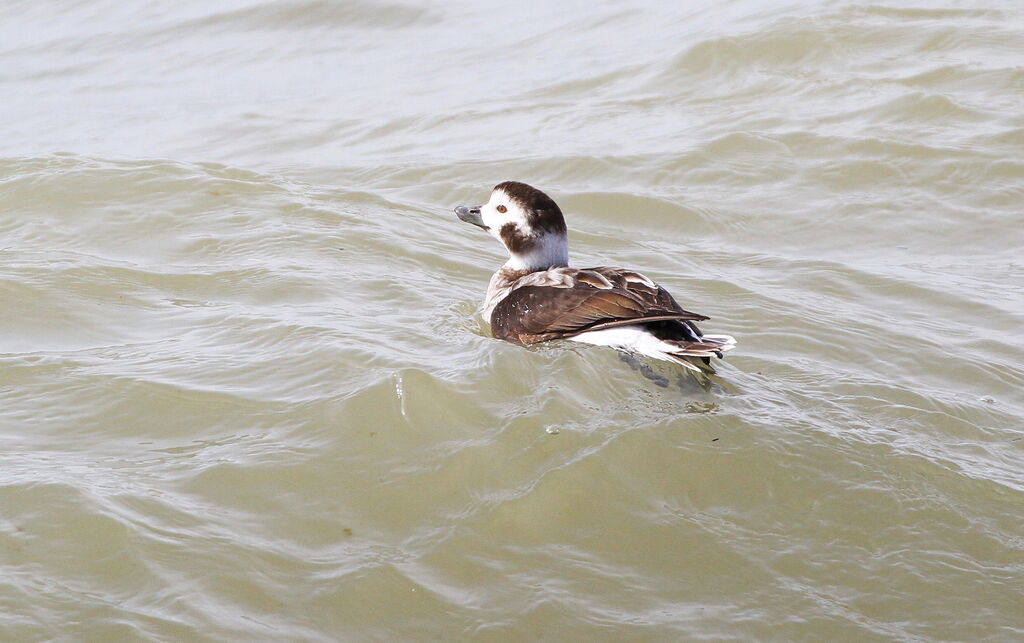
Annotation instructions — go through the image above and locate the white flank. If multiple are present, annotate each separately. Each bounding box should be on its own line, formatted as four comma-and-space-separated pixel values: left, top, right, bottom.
570, 325, 704, 371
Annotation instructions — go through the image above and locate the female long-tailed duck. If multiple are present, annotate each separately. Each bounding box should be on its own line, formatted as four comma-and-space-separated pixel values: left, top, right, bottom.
455, 181, 736, 375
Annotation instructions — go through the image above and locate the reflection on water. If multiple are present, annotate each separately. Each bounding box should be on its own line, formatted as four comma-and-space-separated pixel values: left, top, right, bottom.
1, 0, 1023, 639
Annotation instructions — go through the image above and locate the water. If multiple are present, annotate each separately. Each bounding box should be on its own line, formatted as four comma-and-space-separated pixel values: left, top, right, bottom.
2, 0, 1023, 639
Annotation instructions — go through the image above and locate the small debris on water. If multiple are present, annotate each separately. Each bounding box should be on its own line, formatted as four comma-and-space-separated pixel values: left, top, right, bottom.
684, 401, 719, 414
981, 396, 995, 404
545, 427, 560, 435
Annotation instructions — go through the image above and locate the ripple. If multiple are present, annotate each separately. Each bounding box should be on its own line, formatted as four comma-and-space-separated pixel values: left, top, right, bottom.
2, 0, 1024, 639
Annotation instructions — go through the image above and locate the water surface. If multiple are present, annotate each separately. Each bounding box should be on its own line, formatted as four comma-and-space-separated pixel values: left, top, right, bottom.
2, 0, 1023, 639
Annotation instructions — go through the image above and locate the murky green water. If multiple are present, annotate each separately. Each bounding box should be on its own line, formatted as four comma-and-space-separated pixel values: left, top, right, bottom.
2, 0, 1023, 640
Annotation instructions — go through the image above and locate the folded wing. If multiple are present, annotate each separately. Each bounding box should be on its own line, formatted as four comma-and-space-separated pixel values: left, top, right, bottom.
490, 267, 709, 345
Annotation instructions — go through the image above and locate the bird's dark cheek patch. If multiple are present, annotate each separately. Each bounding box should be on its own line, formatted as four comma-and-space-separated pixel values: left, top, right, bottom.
500, 222, 537, 254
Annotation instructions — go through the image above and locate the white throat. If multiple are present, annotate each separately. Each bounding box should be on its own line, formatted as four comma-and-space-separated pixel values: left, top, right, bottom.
503, 233, 569, 271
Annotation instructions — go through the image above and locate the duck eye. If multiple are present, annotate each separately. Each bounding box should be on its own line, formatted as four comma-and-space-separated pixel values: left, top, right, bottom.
496, 204, 507, 213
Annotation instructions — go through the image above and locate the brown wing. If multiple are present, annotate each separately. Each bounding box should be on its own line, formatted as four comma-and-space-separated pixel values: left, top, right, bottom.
490, 267, 709, 345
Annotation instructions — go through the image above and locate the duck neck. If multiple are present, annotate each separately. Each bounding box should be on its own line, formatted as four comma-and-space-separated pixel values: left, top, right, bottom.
502, 233, 569, 273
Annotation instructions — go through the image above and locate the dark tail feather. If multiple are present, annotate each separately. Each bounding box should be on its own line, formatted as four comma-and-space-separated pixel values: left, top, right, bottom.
664, 334, 737, 383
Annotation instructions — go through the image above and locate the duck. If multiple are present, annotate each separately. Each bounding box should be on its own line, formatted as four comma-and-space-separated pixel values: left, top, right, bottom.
454, 181, 736, 375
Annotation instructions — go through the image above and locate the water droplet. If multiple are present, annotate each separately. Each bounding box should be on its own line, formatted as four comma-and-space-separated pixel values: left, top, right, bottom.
393, 372, 407, 417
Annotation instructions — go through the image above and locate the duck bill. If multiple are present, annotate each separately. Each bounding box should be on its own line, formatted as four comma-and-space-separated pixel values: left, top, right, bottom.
454, 205, 487, 230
